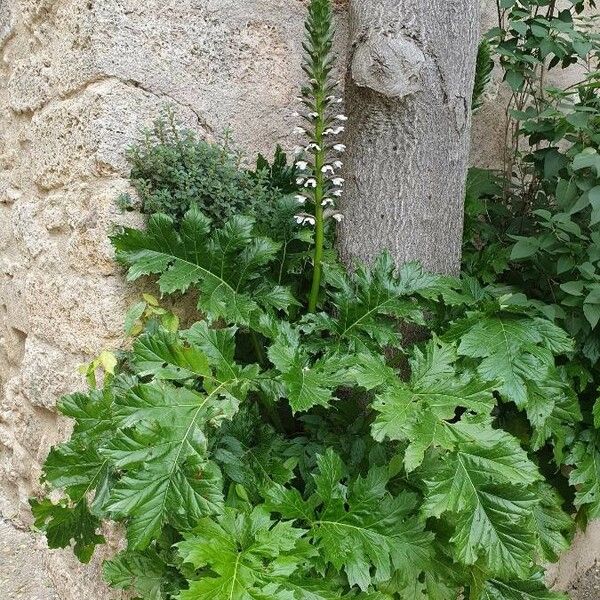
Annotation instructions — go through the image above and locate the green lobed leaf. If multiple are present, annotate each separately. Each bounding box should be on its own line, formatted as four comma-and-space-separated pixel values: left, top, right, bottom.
30, 498, 105, 563
369, 339, 496, 471
111, 208, 297, 325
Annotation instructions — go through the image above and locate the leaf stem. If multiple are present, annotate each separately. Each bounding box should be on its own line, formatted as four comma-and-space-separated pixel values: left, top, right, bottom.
250, 330, 285, 432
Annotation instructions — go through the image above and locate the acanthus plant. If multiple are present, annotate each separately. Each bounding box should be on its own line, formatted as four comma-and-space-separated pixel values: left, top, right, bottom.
31, 1, 593, 599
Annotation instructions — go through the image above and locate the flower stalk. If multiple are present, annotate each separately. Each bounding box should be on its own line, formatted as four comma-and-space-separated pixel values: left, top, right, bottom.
294, 0, 345, 312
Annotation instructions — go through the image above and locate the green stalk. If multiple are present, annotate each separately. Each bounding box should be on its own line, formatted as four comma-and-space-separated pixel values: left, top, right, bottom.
309, 100, 326, 312
250, 330, 285, 431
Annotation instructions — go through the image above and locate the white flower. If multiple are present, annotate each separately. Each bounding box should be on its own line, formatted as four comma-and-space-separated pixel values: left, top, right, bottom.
323, 128, 335, 136
331, 189, 343, 197
332, 177, 345, 186
308, 111, 319, 119
332, 126, 345, 134
321, 198, 334, 206
295, 195, 307, 204
306, 143, 321, 151
333, 144, 346, 152
304, 178, 317, 188
332, 212, 344, 222
321, 165, 335, 174
294, 213, 316, 226
293, 126, 306, 135
333, 160, 343, 169
296, 177, 305, 185
327, 95, 343, 104
295, 160, 308, 170
335, 114, 348, 121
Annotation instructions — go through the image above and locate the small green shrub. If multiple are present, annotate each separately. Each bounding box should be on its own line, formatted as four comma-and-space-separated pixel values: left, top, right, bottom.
123, 112, 296, 226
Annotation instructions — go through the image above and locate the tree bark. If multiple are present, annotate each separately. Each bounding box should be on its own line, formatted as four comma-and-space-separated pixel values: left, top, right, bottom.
338, 0, 480, 275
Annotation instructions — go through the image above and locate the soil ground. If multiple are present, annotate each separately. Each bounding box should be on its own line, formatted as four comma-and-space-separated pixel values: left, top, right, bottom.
569, 563, 600, 599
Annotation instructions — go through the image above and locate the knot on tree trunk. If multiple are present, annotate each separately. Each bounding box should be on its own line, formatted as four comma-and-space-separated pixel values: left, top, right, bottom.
351, 31, 425, 98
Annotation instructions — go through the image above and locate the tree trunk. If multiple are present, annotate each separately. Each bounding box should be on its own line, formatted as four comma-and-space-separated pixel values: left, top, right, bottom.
338, 0, 480, 275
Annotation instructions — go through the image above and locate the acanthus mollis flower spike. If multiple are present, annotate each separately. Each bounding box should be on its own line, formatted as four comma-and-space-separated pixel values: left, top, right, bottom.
296, 0, 342, 312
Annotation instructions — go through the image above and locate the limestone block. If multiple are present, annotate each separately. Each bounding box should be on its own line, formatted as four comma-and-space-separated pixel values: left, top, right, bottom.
8, 0, 97, 112
24, 271, 131, 354
92, 0, 314, 155
30, 78, 202, 190
0, 1, 13, 48
19, 337, 83, 410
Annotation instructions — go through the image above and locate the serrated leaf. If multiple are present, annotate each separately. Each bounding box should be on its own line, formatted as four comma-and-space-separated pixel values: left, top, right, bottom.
267, 323, 356, 413
131, 329, 211, 380
531, 483, 572, 563
422, 439, 541, 578
566, 431, 600, 518
267, 450, 432, 592
177, 507, 308, 600
370, 339, 495, 471
481, 571, 568, 599
309, 254, 450, 352
103, 379, 245, 548
456, 316, 560, 408
43, 440, 109, 502
103, 549, 170, 600
30, 498, 104, 563
111, 208, 296, 325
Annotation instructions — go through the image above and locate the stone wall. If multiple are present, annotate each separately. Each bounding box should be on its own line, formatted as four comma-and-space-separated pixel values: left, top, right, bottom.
0, 1, 597, 598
